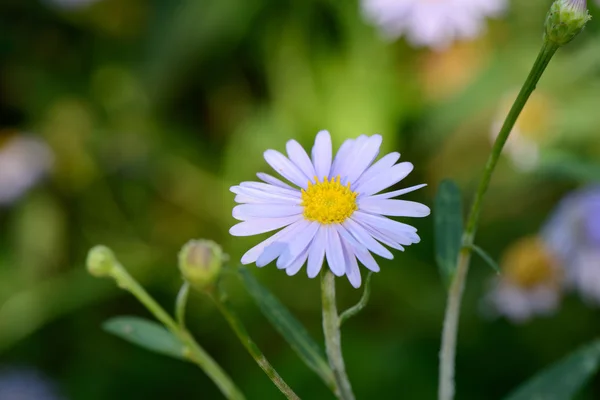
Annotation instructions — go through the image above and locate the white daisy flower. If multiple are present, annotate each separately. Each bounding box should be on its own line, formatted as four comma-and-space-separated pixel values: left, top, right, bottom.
484, 236, 562, 323
542, 186, 600, 305
361, 0, 507, 50
0, 134, 53, 206
229, 130, 430, 288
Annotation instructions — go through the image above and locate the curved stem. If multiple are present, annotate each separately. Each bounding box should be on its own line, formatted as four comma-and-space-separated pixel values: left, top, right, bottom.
209, 290, 301, 400
110, 266, 245, 400
176, 282, 190, 329
321, 270, 355, 400
437, 40, 559, 400
339, 272, 373, 326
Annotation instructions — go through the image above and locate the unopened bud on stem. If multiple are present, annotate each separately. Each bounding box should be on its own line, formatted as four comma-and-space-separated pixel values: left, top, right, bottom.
178, 239, 224, 290
545, 0, 591, 46
87, 245, 118, 278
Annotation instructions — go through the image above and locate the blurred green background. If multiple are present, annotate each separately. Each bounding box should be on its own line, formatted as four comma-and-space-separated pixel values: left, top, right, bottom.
2, 0, 600, 398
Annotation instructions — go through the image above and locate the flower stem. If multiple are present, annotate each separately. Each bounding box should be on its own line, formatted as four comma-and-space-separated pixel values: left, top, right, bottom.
437, 39, 559, 400
176, 281, 190, 329
208, 290, 301, 400
110, 265, 245, 400
321, 270, 355, 400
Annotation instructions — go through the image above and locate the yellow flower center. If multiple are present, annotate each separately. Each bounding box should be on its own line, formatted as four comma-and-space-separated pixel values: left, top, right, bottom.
301, 176, 358, 224
503, 237, 560, 289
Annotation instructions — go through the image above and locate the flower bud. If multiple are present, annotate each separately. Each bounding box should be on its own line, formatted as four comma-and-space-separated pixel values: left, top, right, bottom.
178, 240, 224, 290
545, 0, 591, 46
86, 245, 118, 278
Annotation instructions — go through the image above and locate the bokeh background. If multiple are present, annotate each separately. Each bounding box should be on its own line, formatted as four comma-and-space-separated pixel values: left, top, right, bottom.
2, 0, 600, 398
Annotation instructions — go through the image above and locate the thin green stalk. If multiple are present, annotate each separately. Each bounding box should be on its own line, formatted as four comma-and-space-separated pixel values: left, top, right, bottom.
339, 272, 373, 326
208, 290, 301, 400
110, 265, 245, 400
437, 40, 559, 400
176, 282, 190, 329
321, 270, 355, 400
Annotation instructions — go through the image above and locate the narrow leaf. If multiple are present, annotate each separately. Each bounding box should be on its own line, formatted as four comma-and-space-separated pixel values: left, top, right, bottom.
237, 267, 336, 390
471, 244, 500, 275
434, 180, 464, 286
103, 316, 185, 360
504, 339, 600, 400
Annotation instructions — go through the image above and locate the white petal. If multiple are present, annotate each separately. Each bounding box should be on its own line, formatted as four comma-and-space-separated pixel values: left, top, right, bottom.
240, 182, 300, 197
369, 184, 427, 200
344, 218, 394, 259
360, 222, 405, 251
358, 198, 431, 217
230, 215, 301, 236
333, 135, 367, 180
334, 224, 380, 272
352, 152, 400, 190
286, 140, 316, 182
325, 226, 345, 276
344, 135, 382, 184
307, 226, 327, 278
311, 130, 332, 180
342, 240, 362, 288
355, 162, 413, 196
233, 204, 303, 220
264, 149, 310, 188
353, 211, 420, 244
257, 172, 294, 189
330, 138, 356, 177
286, 247, 310, 276
257, 241, 291, 268
231, 186, 300, 204
240, 219, 307, 264
277, 221, 320, 268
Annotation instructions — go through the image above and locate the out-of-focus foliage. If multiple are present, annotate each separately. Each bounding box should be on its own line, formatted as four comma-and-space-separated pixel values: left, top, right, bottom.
1, 0, 600, 398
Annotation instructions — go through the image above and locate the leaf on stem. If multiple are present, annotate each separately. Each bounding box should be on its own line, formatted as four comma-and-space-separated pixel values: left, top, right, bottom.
504, 339, 600, 400
339, 272, 373, 326
103, 316, 186, 360
237, 267, 336, 390
434, 179, 464, 287
470, 244, 500, 275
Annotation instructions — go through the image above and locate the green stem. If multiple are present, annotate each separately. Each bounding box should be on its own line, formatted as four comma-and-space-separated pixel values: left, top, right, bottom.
339, 272, 373, 326
176, 282, 190, 329
110, 265, 245, 400
321, 270, 355, 400
437, 40, 559, 400
208, 290, 301, 400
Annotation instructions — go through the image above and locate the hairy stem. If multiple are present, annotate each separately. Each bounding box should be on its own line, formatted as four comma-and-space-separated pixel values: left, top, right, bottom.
321, 270, 355, 400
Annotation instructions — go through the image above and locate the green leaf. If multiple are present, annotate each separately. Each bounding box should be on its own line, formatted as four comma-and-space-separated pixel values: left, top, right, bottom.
237, 267, 336, 390
470, 244, 500, 275
103, 316, 185, 360
504, 339, 600, 400
434, 180, 464, 286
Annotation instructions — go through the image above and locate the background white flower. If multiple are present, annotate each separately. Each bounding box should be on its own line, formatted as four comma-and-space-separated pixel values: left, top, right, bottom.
542, 186, 600, 305
230, 130, 430, 288
483, 236, 562, 323
0, 135, 53, 206
361, 0, 508, 50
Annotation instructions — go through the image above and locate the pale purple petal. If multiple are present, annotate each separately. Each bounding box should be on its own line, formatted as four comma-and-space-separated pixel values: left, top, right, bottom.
333, 135, 367, 180
355, 162, 414, 196
325, 226, 346, 276
353, 211, 420, 244
330, 138, 356, 177
358, 198, 431, 217
352, 152, 400, 190
240, 182, 300, 198
335, 224, 380, 272
231, 186, 300, 204
311, 130, 332, 180
277, 221, 320, 268
360, 222, 405, 250
344, 135, 382, 184
286, 246, 310, 276
230, 215, 302, 236
240, 219, 307, 264
264, 149, 310, 188
368, 184, 427, 200
256, 172, 295, 189
307, 226, 327, 278
343, 218, 393, 259
342, 240, 362, 288
233, 204, 303, 220
286, 140, 316, 182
